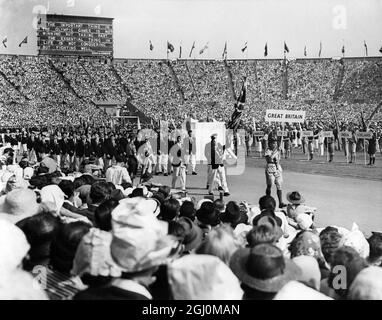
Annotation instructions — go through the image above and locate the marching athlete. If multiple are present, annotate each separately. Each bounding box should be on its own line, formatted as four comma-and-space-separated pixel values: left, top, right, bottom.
264, 139, 286, 208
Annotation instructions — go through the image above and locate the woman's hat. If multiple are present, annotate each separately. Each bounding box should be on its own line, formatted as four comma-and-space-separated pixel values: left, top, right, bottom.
230, 243, 301, 293
286, 191, 305, 205
177, 217, 203, 251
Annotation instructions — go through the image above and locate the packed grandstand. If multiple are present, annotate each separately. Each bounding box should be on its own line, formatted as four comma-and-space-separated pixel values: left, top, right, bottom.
1, 54, 381, 129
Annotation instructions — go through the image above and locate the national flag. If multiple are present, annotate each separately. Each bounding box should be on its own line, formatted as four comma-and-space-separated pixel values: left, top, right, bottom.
179, 45, 182, 59
222, 41, 227, 60
380, 46, 382, 54
264, 42, 268, 57
167, 41, 174, 53
199, 42, 209, 55
227, 77, 247, 130
284, 41, 289, 54
341, 45, 345, 55
189, 41, 195, 57
304, 45, 307, 57
18, 36, 28, 47
364, 40, 368, 57
149, 40, 154, 51
241, 42, 248, 53
318, 41, 322, 57
2, 36, 7, 48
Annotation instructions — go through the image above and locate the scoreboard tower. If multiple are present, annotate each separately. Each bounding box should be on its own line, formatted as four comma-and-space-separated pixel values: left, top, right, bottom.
37, 14, 114, 57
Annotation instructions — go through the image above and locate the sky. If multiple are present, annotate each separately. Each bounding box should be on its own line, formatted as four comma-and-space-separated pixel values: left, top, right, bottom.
0, 0, 381, 59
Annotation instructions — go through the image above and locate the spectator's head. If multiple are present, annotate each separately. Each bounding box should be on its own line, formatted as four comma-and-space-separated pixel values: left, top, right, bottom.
58, 180, 75, 200
168, 254, 243, 299
348, 266, 382, 300
158, 186, 171, 199
73, 176, 88, 190
246, 216, 282, 247
220, 201, 246, 228
81, 174, 95, 186
196, 201, 220, 227
292, 255, 321, 291
50, 221, 91, 274
213, 199, 225, 213
319, 227, 343, 265
16, 213, 61, 270
179, 200, 196, 221
196, 224, 238, 264
0, 189, 41, 224
90, 181, 111, 205
94, 199, 119, 232
177, 217, 203, 252
115, 155, 124, 164
230, 244, 301, 299
327, 246, 368, 298
367, 232, 382, 266
259, 195, 276, 212
160, 199, 180, 222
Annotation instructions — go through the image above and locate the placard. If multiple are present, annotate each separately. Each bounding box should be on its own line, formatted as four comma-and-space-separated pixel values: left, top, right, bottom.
339, 131, 351, 139
265, 109, 306, 123
356, 132, 373, 139
322, 131, 334, 138
301, 131, 313, 137
253, 131, 264, 137
277, 130, 288, 137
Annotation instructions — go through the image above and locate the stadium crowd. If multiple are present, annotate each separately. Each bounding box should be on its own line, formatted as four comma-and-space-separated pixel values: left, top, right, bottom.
0, 129, 382, 300
1, 55, 381, 130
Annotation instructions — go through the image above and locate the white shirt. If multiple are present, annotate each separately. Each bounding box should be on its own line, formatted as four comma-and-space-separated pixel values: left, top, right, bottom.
106, 165, 131, 186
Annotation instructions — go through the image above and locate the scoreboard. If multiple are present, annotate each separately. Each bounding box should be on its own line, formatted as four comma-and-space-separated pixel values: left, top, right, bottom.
37, 14, 114, 57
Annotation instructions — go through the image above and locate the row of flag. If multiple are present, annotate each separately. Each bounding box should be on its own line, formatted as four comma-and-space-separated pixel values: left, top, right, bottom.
2, 36, 28, 48
150, 40, 382, 58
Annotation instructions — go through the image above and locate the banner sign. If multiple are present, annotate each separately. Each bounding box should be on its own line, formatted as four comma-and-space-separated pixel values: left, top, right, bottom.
301, 131, 313, 137
356, 132, 373, 139
265, 109, 306, 123
253, 131, 264, 137
277, 130, 288, 137
322, 131, 334, 138
339, 131, 351, 139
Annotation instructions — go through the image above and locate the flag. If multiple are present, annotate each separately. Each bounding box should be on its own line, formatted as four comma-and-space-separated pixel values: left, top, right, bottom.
179, 45, 182, 59
227, 78, 247, 130
2, 36, 7, 48
284, 41, 289, 54
167, 41, 174, 52
364, 40, 368, 57
319, 41, 322, 57
222, 41, 227, 60
199, 42, 209, 55
18, 36, 28, 47
149, 40, 154, 51
189, 41, 195, 57
380, 46, 382, 54
241, 42, 248, 53
304, 45, 307, 57
264, 42, 268, 57
341, 45, 345, 55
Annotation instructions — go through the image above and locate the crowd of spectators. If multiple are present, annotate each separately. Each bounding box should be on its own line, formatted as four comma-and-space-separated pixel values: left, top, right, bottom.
0, 140, 381, 300
0, 54, 381, 130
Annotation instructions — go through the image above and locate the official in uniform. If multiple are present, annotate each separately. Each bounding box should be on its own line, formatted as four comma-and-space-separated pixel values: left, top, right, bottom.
184, 130, 197, 175
170, 135, 186, 191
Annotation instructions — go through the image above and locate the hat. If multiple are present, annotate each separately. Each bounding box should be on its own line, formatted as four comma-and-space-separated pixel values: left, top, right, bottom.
196, 199, 212, 211
71, 228, 122, 278
0, 270, 48, 300
296, 213, 313, 230
0, 189, 40, 224
168, 254, 243, 300
286, 191, 305, 205
257, 215, 283, 240
348, 266, 382, 300
0, 219, 30, 275
230, 244, 301, 293
177, 217, 203, 251
289, 231, 324, 262
23, 167, 34, 180
196, 201, 220, 227
274, 281, 332, 300
340, 223, 370, 259
40, 185, 65, 213
110, 197, 177, 273
292, 255, 321, 291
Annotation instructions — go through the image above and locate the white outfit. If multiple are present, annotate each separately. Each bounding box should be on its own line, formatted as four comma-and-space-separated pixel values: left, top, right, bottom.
106, 165, 132, 186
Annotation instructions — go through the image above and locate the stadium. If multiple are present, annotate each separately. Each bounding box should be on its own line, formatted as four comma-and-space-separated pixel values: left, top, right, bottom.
0, 0, 382, 303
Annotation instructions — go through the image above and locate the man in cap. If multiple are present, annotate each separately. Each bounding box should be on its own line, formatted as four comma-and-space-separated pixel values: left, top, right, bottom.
205, 133, 230, 197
